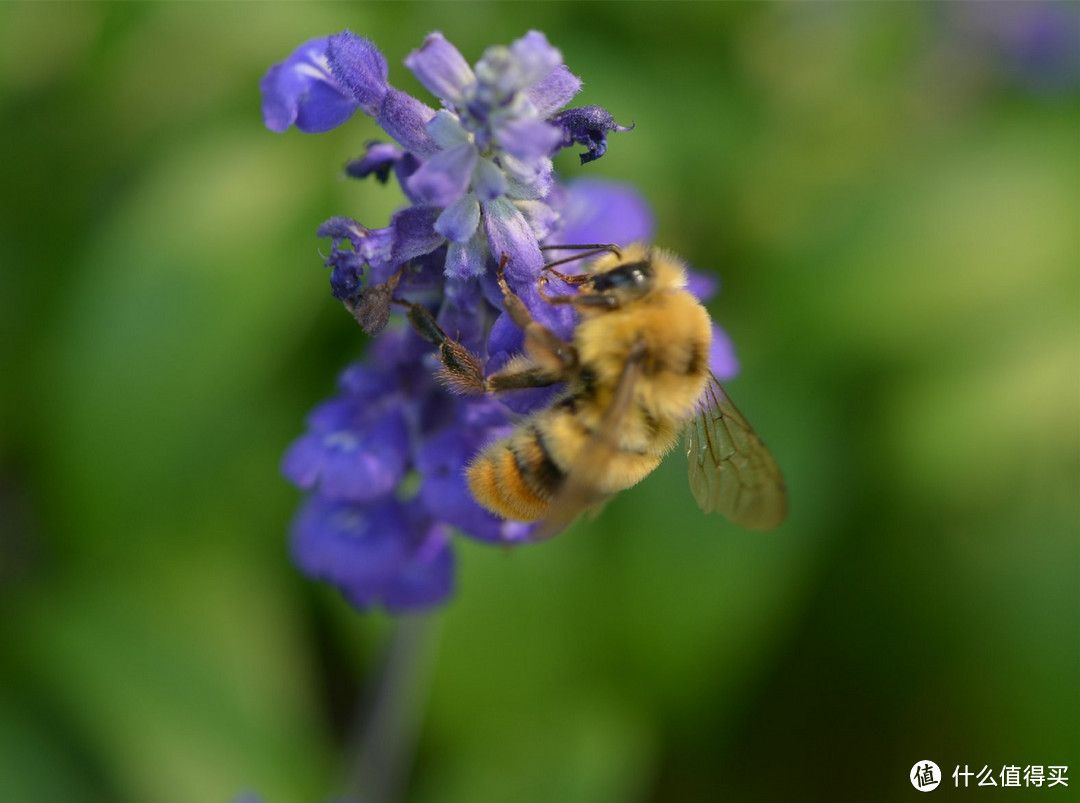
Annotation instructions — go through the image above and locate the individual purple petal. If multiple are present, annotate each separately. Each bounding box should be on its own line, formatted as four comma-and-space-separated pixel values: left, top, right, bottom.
291, 496, 408, 590
358, 225, 396, 283
426, 110, 471, 148
392, 152, 424, 205
482, 197, 543, 285
328, 250, 363, 300
500, 154, 554, 201
345, 141, 403, 183
508, 30, 562, 89
516, 278, 575, 339
417, 428, 507, 541
369, 324, 433, 370
480, 334, 565, 415
389, 205, 445, 265
495, 117, 563, 161
337, 363, 398, 400
317, 216, 367, 244
404, 32, 476, 105
261, 37, 360, 134
526, 64, 582, 117
377, 88, 439, 157
479, 261, 574, 344
281, 407, 409, 501
485, 308, 524, 356
685, 267, 719, 303
443, 236, 487, 280
437, 279, 488, 348
303, 397, 360, 435
471, 157, 508, 201
397, 247, 449, 294
442, 270, 487, 311
326, 31, 389, 116
555, 178, 654, 246
550, 105, 633, 164
377, 525, 456, 611
406, 142, 478, 206
709, 321, 739, 381
317, 217, 370, 299
514, 200, 558, 243
435, 195, 481, 243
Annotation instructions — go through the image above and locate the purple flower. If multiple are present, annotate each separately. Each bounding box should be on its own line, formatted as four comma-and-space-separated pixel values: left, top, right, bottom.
263, 30, 631, 286
260, 37, 361, 133
950, 3, 1080, 93
265, 30, 737, 612
344, 141, 404, 184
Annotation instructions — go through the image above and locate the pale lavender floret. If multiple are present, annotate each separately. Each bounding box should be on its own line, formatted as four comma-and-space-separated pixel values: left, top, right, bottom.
406, 142, 478, 206
481, 197, 544, 285
404, 33, 475, 105
471, 158, 508, 201
526, 65, 583, 117
434, 195, 481, 243
495, 117, 564, 161
442, 231, 487, 279
502, 30, 563, 96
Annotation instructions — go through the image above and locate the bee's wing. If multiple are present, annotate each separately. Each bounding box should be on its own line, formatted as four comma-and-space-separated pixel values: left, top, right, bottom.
685, 374, 788, 531
531, 349, 645, 540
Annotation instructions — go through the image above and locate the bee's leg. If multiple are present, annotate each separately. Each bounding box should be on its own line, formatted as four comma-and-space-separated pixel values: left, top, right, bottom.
486, 360, 564, 391
496, 254, 579, 378
392, 298, 487, 395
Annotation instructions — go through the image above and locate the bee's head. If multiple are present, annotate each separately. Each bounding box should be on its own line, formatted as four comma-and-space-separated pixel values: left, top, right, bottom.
580, 244, 686, 308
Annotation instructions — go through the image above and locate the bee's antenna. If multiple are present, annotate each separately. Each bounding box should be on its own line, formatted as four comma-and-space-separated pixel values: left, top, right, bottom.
540, 243, 622, 253
541, 245, 621, 273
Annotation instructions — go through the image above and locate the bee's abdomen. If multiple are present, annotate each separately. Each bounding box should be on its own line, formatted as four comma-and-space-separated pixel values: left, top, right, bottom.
466, 401, 666, 523
467, 419, 569, 522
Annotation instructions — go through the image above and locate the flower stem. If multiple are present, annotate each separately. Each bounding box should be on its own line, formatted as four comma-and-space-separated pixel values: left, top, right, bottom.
344, 614, 442, 802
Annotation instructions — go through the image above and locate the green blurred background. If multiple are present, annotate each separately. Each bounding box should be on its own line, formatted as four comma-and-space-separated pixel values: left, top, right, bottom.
1, 3, 1077, 801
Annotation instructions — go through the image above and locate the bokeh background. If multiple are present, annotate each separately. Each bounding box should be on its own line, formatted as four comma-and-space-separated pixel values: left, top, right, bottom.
1, 3, 1077, 802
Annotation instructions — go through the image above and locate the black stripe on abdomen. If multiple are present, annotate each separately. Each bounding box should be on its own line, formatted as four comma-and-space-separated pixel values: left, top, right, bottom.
511, 424, 565, 499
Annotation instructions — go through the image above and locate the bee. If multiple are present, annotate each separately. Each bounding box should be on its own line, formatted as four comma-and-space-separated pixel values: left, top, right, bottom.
398, 243, 788, 537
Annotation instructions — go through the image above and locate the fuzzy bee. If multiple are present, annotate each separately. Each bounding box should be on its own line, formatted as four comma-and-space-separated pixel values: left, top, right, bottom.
399, 243, 788, 537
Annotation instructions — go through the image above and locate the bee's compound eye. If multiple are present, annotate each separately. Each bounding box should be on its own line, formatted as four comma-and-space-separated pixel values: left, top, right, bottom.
592, 261, 651, 291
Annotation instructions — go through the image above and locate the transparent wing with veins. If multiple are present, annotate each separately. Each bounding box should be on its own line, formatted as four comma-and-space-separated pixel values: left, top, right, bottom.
686, 374, 788, 531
